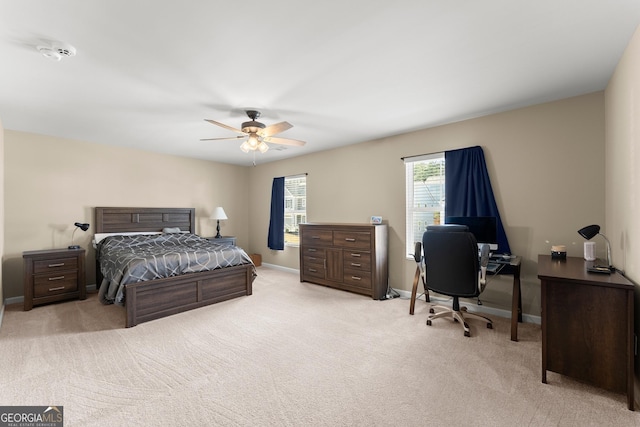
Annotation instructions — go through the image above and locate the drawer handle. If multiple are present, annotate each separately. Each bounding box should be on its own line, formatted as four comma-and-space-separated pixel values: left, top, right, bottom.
48, 276, 65, 281
345, 238, 356, 242
48, 263, 65, 268
48, 286, 65, 291
350, 253, 361, 257
351, 263, 361, 267
311, 236, 321, 239
351, 276, 362, 280
308, 248, 317, 252
309, 257, 317, 261
309, 268, 317, 273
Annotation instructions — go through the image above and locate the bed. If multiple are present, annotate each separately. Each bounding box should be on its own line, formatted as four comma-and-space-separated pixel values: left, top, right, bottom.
94, 207, 255, 327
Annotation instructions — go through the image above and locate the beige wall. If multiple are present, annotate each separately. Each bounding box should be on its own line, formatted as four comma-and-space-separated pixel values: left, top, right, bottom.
604, 25, 640, 397
3, 131, 250, 298
0, 94, 610, 318
605, 25, 640, 282
248, 93, 606, 318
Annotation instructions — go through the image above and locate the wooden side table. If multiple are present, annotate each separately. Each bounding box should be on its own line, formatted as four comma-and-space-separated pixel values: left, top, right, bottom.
23, 248, 86, 310
207, 236, 236, 246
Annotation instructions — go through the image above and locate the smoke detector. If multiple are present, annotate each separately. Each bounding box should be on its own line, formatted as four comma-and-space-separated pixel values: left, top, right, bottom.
37, 42, 77, 61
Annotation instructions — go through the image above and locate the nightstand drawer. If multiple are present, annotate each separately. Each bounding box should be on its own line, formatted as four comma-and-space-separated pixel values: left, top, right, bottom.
207, 236, 236, 246
34, 272, 78, 297
33, 257, 78, 274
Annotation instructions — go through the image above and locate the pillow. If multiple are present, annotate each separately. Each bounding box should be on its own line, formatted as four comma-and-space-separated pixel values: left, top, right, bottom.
93, 231, 162, 247
162, 227, 182, 234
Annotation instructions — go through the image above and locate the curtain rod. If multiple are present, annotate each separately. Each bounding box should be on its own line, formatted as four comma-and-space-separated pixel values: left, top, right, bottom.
400, 151, 441, 161
283, 172, 308, 178
401, 146, 482, 161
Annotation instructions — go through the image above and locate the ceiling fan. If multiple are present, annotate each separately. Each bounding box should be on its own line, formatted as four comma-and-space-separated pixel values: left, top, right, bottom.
202, 110, 306, 153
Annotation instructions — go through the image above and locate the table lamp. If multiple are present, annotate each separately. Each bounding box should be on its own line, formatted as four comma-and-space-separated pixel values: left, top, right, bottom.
577, 224, 613, 271
210, 207, 228, 238
69, 222, 90, 249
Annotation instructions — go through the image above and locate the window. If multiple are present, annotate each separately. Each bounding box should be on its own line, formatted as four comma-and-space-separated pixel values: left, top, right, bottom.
284, 175, 306, 245
405, 153, 445, 257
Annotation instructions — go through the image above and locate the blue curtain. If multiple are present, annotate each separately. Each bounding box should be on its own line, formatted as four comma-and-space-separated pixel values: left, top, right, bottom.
267, 177, 285, 250
445, 146, 511, 254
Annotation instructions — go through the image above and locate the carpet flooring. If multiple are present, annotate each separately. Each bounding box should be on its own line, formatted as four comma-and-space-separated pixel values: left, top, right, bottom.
1, 267, 639, 426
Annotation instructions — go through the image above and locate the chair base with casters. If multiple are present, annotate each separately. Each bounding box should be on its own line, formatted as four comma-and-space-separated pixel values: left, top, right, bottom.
426, 295, 493, 337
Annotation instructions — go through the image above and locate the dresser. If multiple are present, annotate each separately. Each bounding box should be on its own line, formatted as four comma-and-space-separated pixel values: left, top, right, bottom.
299, 223, 388, 299
23, 248, 86, 310
538, 254, 634, 410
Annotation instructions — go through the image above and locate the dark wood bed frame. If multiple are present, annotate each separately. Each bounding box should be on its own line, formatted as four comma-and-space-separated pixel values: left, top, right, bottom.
95, 207, 254, 327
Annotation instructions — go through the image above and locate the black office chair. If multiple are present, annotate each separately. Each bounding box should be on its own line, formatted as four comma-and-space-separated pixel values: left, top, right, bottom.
422, 224, 492, 337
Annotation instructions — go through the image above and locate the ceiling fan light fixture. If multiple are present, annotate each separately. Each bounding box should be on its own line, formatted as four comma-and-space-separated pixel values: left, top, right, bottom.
247, 134, 259, 149
239, 141, 251, 153
204, 109, 306, 156
257, 141, 269, 153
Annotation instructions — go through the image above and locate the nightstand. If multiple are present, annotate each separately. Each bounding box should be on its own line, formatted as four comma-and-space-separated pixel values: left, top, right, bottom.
23, 248, 86, 311
207, 236, 236, 246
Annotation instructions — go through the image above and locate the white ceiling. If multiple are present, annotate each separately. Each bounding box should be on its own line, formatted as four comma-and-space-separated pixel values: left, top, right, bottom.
1, 1, 639, 167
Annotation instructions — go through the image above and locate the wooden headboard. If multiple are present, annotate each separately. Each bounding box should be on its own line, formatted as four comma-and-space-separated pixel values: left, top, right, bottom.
94, 207, 196, 234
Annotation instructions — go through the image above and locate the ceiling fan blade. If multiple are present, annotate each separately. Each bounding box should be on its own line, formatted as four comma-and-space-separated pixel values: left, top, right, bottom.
263, 136, 306, 147
200, 135, 246, 141
204, 119, 245, 134
261, 121, 293, 137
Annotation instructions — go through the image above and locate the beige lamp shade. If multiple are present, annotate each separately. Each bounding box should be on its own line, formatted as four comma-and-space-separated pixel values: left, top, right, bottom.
210, 207, 228, 220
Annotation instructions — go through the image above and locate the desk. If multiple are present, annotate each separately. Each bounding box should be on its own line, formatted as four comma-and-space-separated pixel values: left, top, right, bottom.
538, 255, 634, 410
410, 255, 522, 341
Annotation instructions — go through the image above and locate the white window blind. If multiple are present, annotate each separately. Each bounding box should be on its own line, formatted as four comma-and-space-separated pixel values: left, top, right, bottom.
284, 175, 306, 245
405, 152, 445, 257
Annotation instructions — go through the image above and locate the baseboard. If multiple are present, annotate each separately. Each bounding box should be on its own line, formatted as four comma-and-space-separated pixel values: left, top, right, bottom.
4, 295, 22, 306
261, 263, 300, 275
0, 302, 4, 331
392, 288, 541, 325
3, 284, 98, 308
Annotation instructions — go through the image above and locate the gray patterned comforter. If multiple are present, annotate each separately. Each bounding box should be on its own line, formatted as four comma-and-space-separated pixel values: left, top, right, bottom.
97, 233, 254, 305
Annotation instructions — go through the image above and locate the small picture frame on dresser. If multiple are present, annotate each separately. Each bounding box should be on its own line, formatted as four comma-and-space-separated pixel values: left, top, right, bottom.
370, 216, 382, 225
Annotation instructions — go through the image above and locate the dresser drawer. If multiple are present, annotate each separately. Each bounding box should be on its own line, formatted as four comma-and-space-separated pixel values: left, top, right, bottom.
333, 231, 371, 250
303, 254, 326, 267
303, 264, 326, 280
33, 257, 78, 274
301, 247, 326, 258
343, 251, 371, 270
301, 230, 333, 246
343, 269, 372, 289
34, 272, 78, 297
